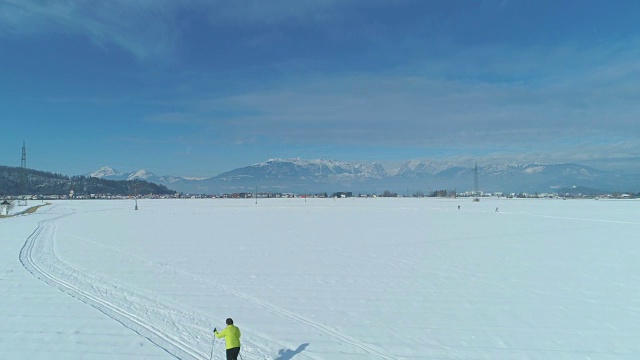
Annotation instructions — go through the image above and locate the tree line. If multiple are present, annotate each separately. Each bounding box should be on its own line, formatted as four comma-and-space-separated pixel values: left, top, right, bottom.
0, 166, 174, 196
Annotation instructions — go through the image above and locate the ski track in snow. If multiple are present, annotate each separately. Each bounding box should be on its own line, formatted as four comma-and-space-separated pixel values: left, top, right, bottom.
18, 205, 398, 360
169, 269, 397, 360
18, 208, 268, 360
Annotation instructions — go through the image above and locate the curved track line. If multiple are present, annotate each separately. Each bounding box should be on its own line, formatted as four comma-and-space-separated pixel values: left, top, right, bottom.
18, 205, 394, 359
20, 215, 199, 359
18, 210, 267, 360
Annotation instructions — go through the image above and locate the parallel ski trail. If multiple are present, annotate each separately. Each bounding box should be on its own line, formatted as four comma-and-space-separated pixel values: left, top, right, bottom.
163, 264, 398, 360
18, 205, 395, 360
18, 208, 268, 360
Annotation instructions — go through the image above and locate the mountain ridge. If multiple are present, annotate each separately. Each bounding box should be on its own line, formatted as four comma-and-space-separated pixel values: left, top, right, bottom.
0, 166, 173, 196
86, 159, 640, 195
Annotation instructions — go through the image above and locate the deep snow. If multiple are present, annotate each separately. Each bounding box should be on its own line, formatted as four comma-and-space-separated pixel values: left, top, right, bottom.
1, 198, 639, 359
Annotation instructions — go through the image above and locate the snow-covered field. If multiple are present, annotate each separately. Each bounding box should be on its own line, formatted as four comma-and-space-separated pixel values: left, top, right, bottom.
1, 198, 639, 359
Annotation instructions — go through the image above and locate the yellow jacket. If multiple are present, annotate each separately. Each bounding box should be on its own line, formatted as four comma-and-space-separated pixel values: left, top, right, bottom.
215, 325, 241, 349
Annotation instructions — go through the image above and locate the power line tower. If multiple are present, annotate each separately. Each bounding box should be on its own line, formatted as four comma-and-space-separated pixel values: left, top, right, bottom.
134, 180, 139, 210
473, 162, 480, 202
20, 141, 27, 206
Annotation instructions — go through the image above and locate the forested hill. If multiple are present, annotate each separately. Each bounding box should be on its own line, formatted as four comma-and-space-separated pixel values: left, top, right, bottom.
0, 166, 175, 196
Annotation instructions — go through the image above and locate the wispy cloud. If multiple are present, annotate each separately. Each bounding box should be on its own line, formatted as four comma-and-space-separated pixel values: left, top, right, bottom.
205, 0, 341, 24
0, 0, 358, 61
197, 70, 638, 144
0, 0, 185, 60
146, 35, 640, 166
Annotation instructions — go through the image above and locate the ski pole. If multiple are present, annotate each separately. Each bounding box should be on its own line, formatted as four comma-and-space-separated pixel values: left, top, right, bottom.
209, 333, 215, 360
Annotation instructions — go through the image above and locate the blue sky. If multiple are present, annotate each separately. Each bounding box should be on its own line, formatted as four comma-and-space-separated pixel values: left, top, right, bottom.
1, 0, 639, 177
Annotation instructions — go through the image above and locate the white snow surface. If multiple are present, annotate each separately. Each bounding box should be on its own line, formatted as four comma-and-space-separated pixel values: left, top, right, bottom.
1, 198, 639, 359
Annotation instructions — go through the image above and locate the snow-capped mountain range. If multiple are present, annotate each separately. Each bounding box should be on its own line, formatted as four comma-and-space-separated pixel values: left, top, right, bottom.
87, 159, 640, 195
88, 166, 199, 184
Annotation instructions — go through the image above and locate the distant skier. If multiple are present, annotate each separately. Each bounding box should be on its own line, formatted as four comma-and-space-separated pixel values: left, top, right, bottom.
495, 207, 499, 212
458, 205, 460, 210
214, 318, 241, 360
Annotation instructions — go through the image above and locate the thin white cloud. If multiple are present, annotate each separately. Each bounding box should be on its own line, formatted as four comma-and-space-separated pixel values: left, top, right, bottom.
156, 36, 640, 168
206, 0, 339, 24
0, 0, 184, 60
199, 71, 638, 144
0, 0, 358, 60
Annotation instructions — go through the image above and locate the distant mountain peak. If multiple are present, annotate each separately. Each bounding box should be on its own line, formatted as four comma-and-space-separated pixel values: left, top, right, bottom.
260, 158, 351, 167
90, 166, 121, 178
87, 166, 165, 183
219, 158, 386, 183
128, 169, 153, 180
394, 159, 462, 177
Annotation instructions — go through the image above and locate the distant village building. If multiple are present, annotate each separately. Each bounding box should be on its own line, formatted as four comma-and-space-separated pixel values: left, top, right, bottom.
1, 200, 11, 216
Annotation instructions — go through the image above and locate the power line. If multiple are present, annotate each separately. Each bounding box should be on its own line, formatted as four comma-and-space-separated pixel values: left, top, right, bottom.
20, 141, 28, 206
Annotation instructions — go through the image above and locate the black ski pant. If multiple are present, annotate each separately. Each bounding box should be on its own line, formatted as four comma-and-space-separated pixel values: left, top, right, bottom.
226, 347, 240, 360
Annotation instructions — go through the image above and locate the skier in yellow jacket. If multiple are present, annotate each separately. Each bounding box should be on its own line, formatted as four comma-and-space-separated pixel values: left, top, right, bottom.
214, 318, 241, 360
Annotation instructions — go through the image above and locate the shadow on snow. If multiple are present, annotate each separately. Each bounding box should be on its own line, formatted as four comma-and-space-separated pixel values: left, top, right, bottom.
274, 343, 309, 360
